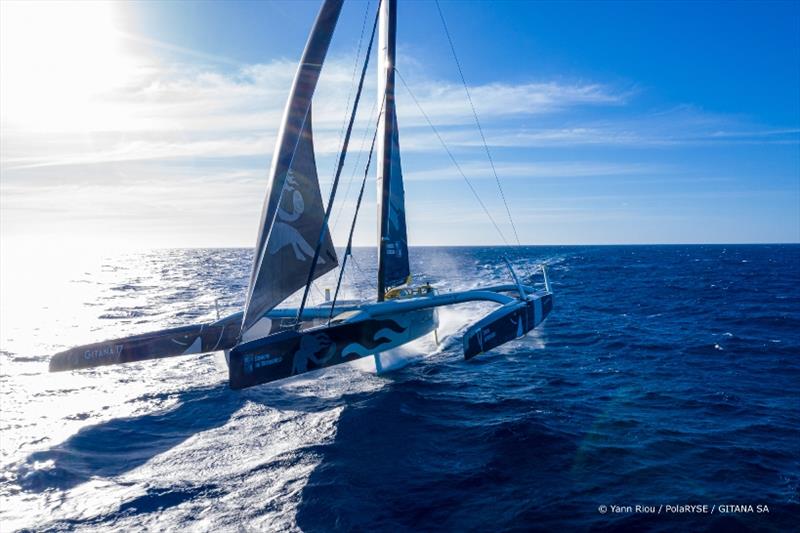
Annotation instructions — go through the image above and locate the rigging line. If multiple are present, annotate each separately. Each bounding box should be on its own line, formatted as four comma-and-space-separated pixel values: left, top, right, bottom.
344, 239, 366, 296
329, 0, 372, 188
350, 252, 364, 275
349, 246, 365, 276
434, 0, 521, 246
329, 100, 384, 321
394, 68, 510, 246
311, 280, 325, 300
348, 254, 366, 299
296, 2, 381, 324
331, 97, 379, 234
344, 259, 357, 297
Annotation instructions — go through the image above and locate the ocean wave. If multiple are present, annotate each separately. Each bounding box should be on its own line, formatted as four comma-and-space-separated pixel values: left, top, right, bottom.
1, 245, 798, 531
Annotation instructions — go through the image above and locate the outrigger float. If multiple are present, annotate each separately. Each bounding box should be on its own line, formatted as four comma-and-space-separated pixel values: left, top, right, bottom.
49, 0, 553, 390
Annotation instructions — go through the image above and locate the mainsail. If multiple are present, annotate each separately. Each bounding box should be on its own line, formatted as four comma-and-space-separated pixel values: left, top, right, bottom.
376, 0, 411, 300
241, 0, 343, 336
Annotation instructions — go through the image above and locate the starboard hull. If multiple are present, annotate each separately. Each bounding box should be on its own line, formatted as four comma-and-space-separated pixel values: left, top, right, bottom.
463, 293, 553, 360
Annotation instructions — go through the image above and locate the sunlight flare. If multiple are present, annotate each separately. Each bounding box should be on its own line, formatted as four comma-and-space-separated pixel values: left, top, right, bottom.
0, 1, 137, 131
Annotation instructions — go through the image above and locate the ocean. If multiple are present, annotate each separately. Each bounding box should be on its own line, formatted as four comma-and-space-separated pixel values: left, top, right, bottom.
1, 245, 798, 531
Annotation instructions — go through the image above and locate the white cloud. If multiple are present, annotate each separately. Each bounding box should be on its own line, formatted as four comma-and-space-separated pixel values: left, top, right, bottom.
393, 79, 626, 124
1, 38, 629, 171
1, 9, 795, 248
404, 161, 664, 181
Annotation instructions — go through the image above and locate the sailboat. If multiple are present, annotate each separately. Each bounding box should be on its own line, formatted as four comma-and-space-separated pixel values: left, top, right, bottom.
49, 0, 553, 390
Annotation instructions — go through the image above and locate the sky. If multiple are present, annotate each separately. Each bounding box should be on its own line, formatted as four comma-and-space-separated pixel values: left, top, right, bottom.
1, 0, 798, 250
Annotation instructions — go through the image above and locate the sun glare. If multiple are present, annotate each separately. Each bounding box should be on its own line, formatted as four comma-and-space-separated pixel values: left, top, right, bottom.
0, 1, 133, 131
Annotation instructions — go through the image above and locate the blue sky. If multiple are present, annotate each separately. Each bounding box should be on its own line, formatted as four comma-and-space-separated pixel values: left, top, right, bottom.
1, 0, 798, 249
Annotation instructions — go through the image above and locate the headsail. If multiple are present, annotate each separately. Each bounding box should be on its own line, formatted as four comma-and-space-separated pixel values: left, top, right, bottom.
376, 0, 411, 300
242, 0, 343, 337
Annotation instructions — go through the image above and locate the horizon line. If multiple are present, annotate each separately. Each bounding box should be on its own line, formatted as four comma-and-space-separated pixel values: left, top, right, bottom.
74, 241, 800, 250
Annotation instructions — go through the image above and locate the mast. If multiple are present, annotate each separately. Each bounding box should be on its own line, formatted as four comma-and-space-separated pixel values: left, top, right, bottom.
376, 0, 410, 301
376, 0, 395, 302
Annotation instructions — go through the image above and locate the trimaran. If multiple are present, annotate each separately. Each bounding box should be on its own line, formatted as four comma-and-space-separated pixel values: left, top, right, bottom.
49, 0, 554, 390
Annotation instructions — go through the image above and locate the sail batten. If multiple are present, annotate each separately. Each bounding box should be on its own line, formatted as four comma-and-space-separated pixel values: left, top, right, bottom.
376, 0, 411, 300
242, 0, 344, 336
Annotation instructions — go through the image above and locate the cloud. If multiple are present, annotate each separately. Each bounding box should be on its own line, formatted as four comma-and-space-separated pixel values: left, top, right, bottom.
393, 79, 627, 125
497, 127, 799, 148
404, 161, 664, 182
3, 136, 276, 170
1, 37, 631, 172
2, 19, 796, 248
4, 32, 790, 176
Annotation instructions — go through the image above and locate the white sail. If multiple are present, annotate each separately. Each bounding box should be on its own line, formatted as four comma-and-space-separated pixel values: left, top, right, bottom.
242, 0, 343, 337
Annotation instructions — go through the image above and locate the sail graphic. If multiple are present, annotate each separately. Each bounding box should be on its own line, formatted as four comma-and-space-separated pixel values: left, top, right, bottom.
378, 118, 410, 289
377, 0, 411, 300
242, 0, 343, 336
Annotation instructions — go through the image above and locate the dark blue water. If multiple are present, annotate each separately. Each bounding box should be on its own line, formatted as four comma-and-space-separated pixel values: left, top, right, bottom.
294, 245, 800, 532
3, 245, 799, 531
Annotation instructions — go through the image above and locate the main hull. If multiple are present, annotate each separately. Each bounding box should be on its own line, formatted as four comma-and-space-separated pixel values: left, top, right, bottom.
229, 307, 438, 389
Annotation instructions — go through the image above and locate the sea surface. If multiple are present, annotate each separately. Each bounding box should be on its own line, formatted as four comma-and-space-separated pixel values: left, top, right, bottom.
1, 245, 798, 531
